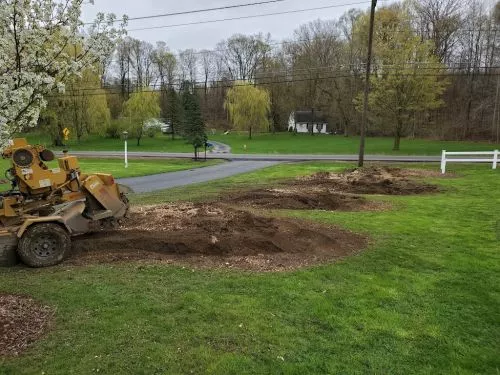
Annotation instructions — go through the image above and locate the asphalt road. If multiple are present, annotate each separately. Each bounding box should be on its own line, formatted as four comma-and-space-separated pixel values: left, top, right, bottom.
64, 150, 442, 163
117, 160, 280, 193
207, 140, 231, 154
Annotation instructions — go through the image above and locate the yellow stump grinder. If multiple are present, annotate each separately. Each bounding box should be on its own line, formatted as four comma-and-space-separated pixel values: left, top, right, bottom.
0, 138, 130, 268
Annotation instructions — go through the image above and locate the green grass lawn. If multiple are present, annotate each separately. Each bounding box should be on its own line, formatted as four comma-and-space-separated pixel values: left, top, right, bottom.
21, 132, 194, 153
211, 132, 500, 155
0, 158, 222, 192
18, 131, 500, 156
1, 163, 499, 374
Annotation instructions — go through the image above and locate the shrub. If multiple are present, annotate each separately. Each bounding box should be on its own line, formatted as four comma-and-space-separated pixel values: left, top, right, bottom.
105, 121, 122, 139
146, 125, 161, 138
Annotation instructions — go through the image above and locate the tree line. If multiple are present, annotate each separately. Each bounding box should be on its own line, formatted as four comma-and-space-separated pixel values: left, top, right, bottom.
3, 0, 500, 151
88, 0, 499, 148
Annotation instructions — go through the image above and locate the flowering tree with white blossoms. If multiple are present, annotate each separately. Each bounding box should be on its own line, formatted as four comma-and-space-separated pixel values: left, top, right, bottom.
0, 0, 127, 145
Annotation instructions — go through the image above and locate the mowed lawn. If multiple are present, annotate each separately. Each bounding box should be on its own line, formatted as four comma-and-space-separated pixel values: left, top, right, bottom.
211, 132, 500, 155
21, 132, 194, 153
19, 131, 500, 156
0, 158, 222, 192
0, 163, 499, 374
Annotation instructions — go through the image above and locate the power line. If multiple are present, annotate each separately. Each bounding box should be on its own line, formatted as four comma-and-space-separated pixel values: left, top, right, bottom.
253, 63, 494, 79
47, 70, 500, 99
127, 2, 372, 32
120, 28, 500, 58
52, 64, 500, 95
126, 0, 286, 22
127, 34, 366, 58
120, 0, 500, 35
178, 36, 340, 56
85, 0, 287, 25
47, 73, 360, 98
70, 64, 500, 94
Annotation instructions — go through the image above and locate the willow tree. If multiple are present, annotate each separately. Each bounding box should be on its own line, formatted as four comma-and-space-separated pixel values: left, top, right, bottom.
43, 70, 110, 147
224, 83, 271, 139
123, 90, 160, 146
62, 69, 110, 143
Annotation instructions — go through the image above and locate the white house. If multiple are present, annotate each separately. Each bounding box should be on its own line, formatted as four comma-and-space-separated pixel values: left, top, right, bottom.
288, 111, 328, 134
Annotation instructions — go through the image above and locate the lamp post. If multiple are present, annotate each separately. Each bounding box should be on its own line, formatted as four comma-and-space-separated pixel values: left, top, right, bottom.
123, 131, 129, 169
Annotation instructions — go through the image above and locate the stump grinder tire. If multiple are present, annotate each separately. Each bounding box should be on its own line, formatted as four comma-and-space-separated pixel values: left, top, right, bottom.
0, 236, 18, 267
17, 223, 71, 268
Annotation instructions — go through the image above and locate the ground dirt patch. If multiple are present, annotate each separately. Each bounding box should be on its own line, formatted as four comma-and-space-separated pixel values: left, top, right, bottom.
0, 294, 53, 357
296, 166, 441, 195
69, 203, 367, 271
219, 188, 383, 211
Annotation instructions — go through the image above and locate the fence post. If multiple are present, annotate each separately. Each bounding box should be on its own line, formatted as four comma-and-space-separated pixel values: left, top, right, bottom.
493, 150, 498, 170
441, 150, 447, 174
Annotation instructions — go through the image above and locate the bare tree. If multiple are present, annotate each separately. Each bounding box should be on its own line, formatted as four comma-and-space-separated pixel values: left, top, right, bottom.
130, 39, 155, 87
284, 20, 349, 133
337, 9, 364, 135
411, 0, 463, 64
216, 33, 271, 81
114, 37, 133, 98
179, 49, 197, 86
151, 42, 180, 136
200, 50, 215, 97
255, 50, 295, 132
152, 42, 177, 88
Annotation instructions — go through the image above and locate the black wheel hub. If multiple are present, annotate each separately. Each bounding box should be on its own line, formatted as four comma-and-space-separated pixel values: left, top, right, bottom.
32, 235, 58, 258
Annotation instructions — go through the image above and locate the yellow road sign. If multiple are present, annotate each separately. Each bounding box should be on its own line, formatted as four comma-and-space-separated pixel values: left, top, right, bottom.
63, 128, 70, 141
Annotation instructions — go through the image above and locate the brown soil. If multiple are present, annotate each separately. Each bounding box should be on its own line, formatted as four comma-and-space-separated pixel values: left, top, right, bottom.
220, 188, 382, 211
69, 203, 367, 271
0, 294, 53, 357
296, 166, 440, 195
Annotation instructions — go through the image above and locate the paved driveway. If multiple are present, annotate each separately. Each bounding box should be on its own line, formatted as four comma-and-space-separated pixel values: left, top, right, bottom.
117, 160, 280, 193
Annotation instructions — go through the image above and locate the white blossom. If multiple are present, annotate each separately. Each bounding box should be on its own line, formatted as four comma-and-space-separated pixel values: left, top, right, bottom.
0, 0, 127, 145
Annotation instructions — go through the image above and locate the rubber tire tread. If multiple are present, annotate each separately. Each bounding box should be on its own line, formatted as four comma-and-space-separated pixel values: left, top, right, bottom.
17, 223, 70, 268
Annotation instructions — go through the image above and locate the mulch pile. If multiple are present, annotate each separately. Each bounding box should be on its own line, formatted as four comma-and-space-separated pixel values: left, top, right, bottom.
294, 166, 441, 195
211, 166, 438, 210
70, 203, 367, 271
68, 167, 440, 270
219, 188, 380, 211
0, 294, 53, 357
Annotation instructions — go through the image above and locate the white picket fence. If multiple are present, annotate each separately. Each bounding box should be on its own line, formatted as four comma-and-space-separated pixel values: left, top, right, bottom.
441, 150, 499, 174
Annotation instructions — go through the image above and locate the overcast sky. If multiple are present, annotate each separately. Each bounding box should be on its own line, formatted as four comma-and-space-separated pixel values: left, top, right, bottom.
82, 0, 373, 52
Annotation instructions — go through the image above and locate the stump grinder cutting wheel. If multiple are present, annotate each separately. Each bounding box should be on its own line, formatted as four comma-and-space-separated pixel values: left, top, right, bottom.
0, 138, 130, 267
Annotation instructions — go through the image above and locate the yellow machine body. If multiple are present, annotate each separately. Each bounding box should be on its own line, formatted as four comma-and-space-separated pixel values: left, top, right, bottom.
1, 138, 127, 216
0, 138, 130, 267
2, 139, 82, 196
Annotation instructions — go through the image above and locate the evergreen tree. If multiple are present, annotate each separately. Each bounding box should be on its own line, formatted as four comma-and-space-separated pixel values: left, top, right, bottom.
182, 89, 207, 160
162, 87, 183, 140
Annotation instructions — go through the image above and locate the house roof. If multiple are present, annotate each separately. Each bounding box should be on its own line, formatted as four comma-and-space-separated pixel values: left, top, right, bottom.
295, 110, 328, 123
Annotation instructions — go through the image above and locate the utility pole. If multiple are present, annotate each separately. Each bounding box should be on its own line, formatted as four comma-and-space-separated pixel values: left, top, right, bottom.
493, 75, 500, 143
358, 0, 377, 167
